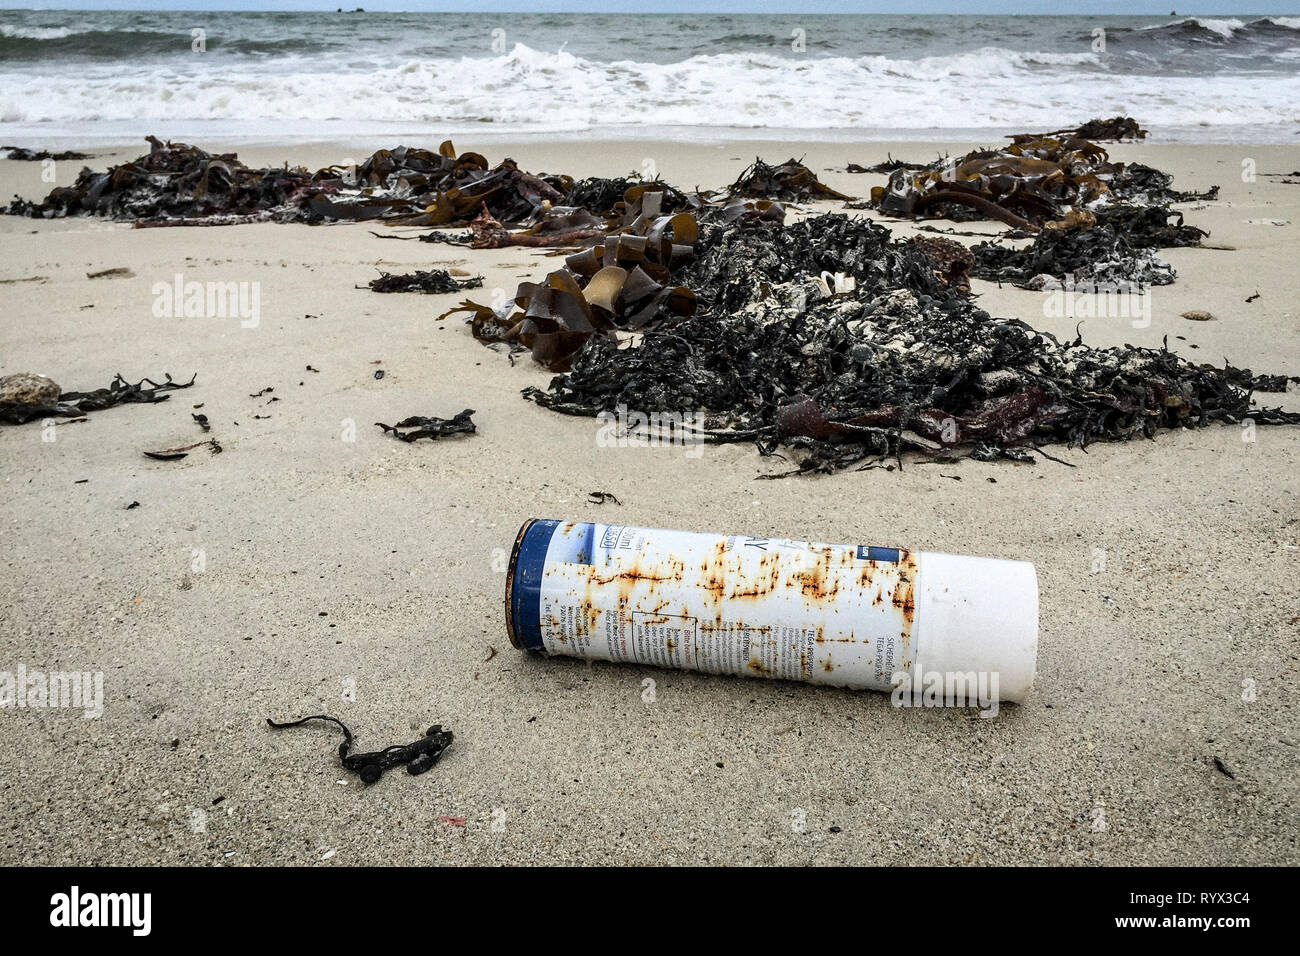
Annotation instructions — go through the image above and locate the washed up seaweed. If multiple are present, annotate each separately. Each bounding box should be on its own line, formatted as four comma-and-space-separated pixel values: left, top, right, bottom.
970, 224, 1173, 290
0, 372, 195, 425
311, 142, 571, 226
440, 185, 701, 371
727, 158, 853, 202
565, 175, 692, 216
523, 211, 1298, 472
865, 125, 1218, 290
375, 409, 477, 441
968, 200, 1209, 289
366, 269, 483, 294
1, 146, 92, 161
1009, 116, 1148, 143
266, 714, 453, 784
6, 137, 321, 223
846, 156, 929, 174
6, 137, 572, 227
144, 438, 222, 461
869, 129, 1215, 231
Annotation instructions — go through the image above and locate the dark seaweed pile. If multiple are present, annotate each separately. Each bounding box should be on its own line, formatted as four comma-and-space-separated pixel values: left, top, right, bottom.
528, 212, 1297, 472
6, 137, 570, 227
6, 137, 320, 223
728, 159, 853, 203
367, 269, 483, 294
970, 204, 1209, 289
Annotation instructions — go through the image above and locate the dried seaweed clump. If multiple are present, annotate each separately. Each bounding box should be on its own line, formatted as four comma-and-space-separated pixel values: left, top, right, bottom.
367, 270, 483, 294
439, 185, 701, 371
1009, 116, 1148, 143
868, 126, 1219, 289
6, 137, 571, 227
0, 372, 195, 425
526, 212, 1297, 473
727, 159, 853, 203
375, 409, 477, 442
6, 137, 320, 223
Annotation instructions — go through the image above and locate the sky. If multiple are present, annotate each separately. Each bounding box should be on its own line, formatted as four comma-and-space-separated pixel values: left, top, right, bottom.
1, 2, 1296, 13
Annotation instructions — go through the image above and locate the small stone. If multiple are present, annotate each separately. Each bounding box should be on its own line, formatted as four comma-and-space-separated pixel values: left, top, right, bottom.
0, 372, 60, 405
1180, 310, 1215, 321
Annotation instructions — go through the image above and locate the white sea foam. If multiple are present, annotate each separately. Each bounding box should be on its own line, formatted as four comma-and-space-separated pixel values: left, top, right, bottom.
0, 24, 75, 40
1, 42, 1296, 138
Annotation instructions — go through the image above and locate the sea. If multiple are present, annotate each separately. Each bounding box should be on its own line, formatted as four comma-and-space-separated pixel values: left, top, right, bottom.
1, 11, 1298, 144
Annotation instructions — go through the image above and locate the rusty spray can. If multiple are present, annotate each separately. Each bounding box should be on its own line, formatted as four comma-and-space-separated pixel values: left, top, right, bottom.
506, 520, 1038, 703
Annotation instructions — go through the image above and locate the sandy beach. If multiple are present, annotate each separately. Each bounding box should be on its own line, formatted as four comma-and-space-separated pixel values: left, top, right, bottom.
1, 137, 1297, 866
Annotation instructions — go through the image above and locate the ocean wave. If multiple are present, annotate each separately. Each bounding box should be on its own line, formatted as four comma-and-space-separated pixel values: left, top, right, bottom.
1138, 16, 1300, 41
0, 24, 77, 40
0, 24, 337, 59
1, 42, 1295, 134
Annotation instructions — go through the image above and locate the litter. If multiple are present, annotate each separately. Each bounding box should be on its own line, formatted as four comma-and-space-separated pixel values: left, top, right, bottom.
506, 520, 1038, 703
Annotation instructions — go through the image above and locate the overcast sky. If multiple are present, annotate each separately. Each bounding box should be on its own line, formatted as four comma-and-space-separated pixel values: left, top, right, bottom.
1, 2, 1296, 14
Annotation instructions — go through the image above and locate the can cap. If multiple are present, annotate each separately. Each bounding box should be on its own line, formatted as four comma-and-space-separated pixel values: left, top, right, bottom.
913, 552, 1038, 703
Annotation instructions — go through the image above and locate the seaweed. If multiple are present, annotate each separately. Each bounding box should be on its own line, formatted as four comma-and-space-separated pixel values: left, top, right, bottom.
727, 158, 853, 202
375, 409, 477, 441
440, 185, 700, 371
0, 372, 196, 425
266, 715, 453, 784
143, 438, 221, 461
521, 210, 1298, 472
869, 129, 1215, 233
1009, 116, 1148, 143
1, 146, 92, 161
970, 224, 1175, 290
366, 269, 483, 294
6, 137, 572, 228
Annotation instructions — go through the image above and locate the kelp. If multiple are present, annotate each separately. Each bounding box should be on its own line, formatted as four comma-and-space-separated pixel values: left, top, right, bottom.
0, 372, 195, 425
6, 137, 321, 223
727, 158, 853, 203
439, 184, 701, 371
310, 142, 571, 226
266, 714, 453, 784
366, 269, 483, 294
522, 211, 1298, 472
375, 409, 477, 442
6, 137, 571, 227
565, 175, 692, 217
1009, 116, 1148, 143
864, 125, 1220, 289
969, 202, 1209, 289
1, 146, 92, 161
869, 130, 1214, 230
970, 224, 1174, 290
143, 438, 222, 461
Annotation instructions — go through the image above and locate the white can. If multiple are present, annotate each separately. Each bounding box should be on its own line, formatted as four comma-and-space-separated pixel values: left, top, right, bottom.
506, 519, 1038, 703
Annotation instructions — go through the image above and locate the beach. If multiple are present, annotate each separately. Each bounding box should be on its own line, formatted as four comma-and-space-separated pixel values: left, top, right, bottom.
0, 137, 1297, 866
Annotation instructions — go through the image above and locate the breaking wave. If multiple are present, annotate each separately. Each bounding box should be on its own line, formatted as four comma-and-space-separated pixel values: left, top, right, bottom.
1, 12, 1297, 140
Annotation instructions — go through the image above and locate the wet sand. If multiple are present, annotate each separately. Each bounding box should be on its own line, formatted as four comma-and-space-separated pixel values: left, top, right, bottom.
0, 138, 1296, 865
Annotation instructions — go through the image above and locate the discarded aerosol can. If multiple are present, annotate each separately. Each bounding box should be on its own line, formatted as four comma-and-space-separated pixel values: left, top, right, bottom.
506, 520, 1038, 702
